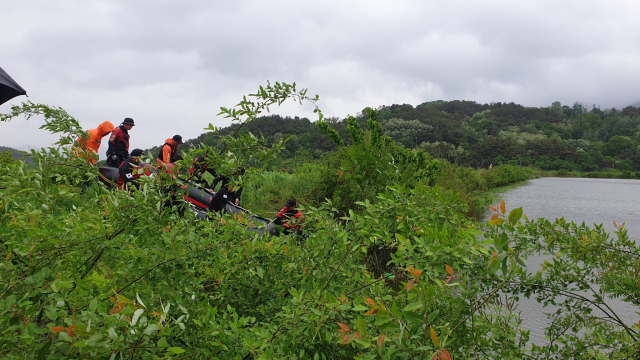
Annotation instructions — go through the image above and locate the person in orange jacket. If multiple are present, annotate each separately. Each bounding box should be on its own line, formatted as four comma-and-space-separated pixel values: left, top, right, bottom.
157, 135, 183, 167
75, 121, 115, 164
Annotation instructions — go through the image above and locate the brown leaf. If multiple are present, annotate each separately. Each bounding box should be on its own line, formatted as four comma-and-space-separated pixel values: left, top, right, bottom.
414, 270, 422, 278
342, 334, 349, 345
338, 323, 350, 333
51, 326, 64, 333
445, 265, 454, 276
364, 307, 379, 316
406, 279, 415, 292
366, 298, 375, 305
489, 205, 497, 212
430, 326, 440, 347
500, 200, 506, 214
377, 334, 385, 347
109, 303, 124, 315
490, 214, 499, 221
354, 332, 361, 340
440, 349, 452, 360
66, 328, 75, 338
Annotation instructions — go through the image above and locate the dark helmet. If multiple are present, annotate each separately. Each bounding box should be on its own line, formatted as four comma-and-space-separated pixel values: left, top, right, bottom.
286, 198, 297, 208
130, 148, 144, 157
172, 135, 183, 144
122, 118, 135, 126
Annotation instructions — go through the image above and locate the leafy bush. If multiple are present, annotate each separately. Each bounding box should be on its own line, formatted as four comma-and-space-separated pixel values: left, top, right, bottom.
2, 87, 639, 359
482, 164, 541, 188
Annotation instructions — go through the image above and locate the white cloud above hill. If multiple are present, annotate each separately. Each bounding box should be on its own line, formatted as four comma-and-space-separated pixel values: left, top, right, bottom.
2, 0, 640, 149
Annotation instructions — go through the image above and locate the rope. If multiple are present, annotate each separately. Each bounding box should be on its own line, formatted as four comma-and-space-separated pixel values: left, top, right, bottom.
98, 172, 117, 187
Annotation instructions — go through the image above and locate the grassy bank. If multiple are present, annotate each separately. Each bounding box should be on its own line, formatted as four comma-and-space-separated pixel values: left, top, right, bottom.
433, 163, 542, 219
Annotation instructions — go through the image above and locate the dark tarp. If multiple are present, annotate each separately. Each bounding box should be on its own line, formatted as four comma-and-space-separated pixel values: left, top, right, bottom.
0, 66, 27, 106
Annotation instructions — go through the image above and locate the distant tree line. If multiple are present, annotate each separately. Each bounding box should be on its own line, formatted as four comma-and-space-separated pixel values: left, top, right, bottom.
176, 101, 640, 172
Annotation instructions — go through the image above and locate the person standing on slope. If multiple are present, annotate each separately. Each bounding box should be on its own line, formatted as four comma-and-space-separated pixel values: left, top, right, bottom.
157, 135, 183, 167
106, 118, 135, 167
75, 121, 114, 164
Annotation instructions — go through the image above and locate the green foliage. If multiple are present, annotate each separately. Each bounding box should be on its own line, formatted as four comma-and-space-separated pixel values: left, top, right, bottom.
0, 101, 87, 146
482, 164, 540, 188
2, 88, 639, 359
0, 151, 16, 167
312, 108, 439, 214
484, 209, 640, 358
208, 100, 640, 175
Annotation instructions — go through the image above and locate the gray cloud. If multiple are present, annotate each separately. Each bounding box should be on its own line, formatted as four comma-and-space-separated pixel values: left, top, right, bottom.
2, 0, 640, 150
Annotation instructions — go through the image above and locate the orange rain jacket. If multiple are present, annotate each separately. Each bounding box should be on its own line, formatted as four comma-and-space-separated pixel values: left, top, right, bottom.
75, 121, 115, 164
157, 138, 180, 167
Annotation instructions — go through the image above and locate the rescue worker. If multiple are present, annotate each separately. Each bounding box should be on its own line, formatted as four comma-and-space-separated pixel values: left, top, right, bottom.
75, 121, 114, 164
189, 155, 217, 188
106, 118, 135, 167
117, 149, 151, 190
157, 135, 183, 167
209, 183, 241, 214
211, 168, 245, 205
273, 198, 304, 235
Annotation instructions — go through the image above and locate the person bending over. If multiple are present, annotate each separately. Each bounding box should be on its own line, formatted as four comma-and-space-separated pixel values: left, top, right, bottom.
274, 198, 304, 235
75, 121, 114, 164
117, 149, 150, 190
211, 168, 245, 205
189, 155, 217, 188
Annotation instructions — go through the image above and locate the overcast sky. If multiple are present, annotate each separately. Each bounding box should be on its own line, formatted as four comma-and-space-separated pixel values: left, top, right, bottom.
2, 0, 640, 151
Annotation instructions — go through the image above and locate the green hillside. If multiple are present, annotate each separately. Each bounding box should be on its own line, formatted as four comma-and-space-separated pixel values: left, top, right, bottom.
170, 101, 640, 174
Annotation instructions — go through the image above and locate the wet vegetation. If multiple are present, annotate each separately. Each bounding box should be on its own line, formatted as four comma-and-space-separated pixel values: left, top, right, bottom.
1, 84, 639, 359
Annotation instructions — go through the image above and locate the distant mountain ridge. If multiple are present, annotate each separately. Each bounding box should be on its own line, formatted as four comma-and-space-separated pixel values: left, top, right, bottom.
0, 146, 31, 162
630, 101, 640, 108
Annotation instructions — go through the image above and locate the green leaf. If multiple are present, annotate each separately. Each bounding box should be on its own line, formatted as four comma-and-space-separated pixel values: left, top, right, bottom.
489, 218, 504, 226
508, 207, 523, 224
256, 266, 264, 279
402, 301, 423, 312
356, 317, 368, 338
494, 236, 502, 250
167, 347, 185, 354
517, 256, 528, 267
157, 337, 168, 348
89, 298, 98, 312
131, 308, 144, 326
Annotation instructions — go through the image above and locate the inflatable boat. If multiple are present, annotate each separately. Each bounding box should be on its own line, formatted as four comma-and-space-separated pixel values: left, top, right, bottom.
98, 166, 278, 236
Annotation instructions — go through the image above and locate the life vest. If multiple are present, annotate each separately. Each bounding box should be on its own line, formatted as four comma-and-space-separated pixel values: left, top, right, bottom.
157, 142, 178, 164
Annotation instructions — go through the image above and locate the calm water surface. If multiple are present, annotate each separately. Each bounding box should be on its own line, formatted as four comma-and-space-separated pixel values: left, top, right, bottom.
486, 177, 640, 345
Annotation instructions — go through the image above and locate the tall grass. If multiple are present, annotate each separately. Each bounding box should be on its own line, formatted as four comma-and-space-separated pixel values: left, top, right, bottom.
241, 163, 323, 218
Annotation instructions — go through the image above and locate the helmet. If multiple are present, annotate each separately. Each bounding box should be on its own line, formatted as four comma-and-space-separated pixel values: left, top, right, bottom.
122, 118, 135, 126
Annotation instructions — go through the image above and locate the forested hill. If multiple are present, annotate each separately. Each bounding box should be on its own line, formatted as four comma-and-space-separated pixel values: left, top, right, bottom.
178, 100, 640, 172
0, 146, 31, 163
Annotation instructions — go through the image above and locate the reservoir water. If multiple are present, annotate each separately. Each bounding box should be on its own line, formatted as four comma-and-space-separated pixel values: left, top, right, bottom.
486, 177, 640, 345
